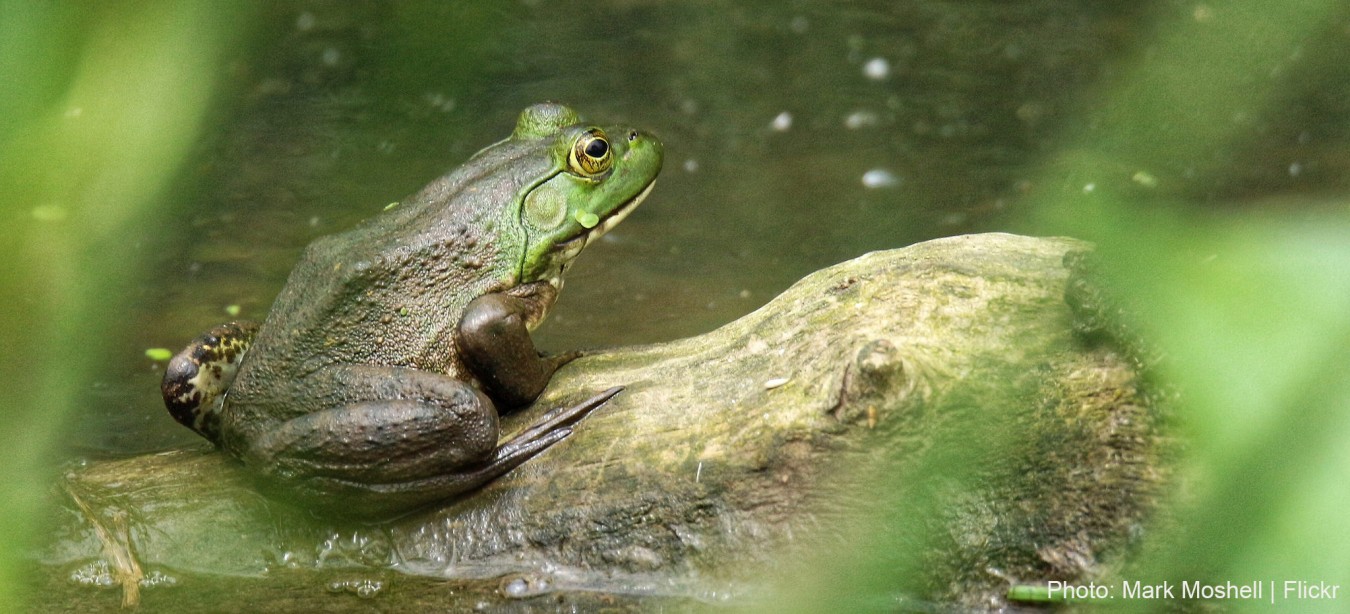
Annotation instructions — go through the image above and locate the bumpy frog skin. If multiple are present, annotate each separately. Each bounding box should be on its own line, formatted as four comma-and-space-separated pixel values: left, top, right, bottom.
162, 103, 661, 516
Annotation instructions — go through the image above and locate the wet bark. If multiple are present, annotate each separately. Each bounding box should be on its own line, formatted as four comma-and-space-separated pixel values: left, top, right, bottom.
35, 233, 1169, 611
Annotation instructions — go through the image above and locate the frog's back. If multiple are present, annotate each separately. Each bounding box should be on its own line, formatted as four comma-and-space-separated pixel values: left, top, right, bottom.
231, 143, 553, 410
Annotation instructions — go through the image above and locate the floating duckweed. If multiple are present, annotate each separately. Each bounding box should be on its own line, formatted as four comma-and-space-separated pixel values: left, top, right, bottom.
574, 211, 600, 229
1131, 170, 1159, 188
225, 304, 241, 317
145, 348, 173, 361
1007, 584, 1056, 603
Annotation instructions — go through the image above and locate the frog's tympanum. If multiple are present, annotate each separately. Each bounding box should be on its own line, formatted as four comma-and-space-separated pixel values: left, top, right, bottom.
161, 103, 661, 515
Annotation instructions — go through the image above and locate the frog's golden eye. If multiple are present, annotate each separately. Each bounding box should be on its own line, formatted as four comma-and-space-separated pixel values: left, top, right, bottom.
569, 129, 612, 176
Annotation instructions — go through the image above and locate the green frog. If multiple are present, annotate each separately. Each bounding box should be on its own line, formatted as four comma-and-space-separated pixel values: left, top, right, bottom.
161, 103, 661, 515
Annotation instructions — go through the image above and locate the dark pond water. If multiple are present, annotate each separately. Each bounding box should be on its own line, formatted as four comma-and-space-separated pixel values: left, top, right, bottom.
72, 0, 1349, 457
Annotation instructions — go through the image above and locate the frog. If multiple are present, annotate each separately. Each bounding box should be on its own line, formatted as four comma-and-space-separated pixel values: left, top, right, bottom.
161, 103, 661, 516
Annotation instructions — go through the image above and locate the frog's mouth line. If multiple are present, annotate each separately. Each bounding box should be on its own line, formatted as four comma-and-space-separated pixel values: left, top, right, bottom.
543, 179, 656, 288
589, 179, 655, 242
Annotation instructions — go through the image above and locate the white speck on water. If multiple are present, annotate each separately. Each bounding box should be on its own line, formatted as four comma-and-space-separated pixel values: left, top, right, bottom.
1082, 182, 1097, 194
844, 110, 879, 130
64, 106, 83, 119
1289, 162, 1303, 177
764, 377, 790, 389
683, 158, 700, 173
863, 57, 890, 80
504, 578, 529, 598
296, 12, 316, 31
739, 289, 751, 299
321, 47, 341, 67
424, 92, 456, 113
861, 168, 900, 189
771, 111, 793, 132
309, 216, 321, 228
790, 16, 809, 34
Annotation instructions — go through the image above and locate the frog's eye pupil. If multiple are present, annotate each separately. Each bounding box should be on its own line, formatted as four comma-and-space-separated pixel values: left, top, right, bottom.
569, 129, 613, 176
585, 138, 608, 159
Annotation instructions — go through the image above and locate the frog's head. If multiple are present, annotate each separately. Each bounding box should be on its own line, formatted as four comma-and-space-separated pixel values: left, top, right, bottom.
507, 103, 662, 288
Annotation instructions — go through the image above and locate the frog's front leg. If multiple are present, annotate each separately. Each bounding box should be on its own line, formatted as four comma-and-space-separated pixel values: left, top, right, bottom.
232, 364, 618, 514
457, 282, 580, 409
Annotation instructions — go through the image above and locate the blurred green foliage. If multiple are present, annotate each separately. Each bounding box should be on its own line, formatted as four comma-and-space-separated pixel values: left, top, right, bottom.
3, 0, 1347, 611
1042, 1, 1350, 607
0, 2, 251, 608
772, 0, 1350, 611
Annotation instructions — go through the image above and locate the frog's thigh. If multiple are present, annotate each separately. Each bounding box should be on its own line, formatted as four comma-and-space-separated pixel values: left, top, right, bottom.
249, 376, 498, 484
296, 363, 487, 411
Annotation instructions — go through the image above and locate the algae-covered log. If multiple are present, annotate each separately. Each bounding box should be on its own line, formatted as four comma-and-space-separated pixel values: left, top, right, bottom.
35, 233, 1167, 611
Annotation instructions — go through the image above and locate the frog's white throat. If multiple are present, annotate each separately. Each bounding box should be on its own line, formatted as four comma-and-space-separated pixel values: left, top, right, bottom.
543, 180, 655, 291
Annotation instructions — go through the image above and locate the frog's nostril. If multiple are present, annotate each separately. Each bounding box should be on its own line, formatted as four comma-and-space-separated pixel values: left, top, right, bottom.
627, 130, 638, 142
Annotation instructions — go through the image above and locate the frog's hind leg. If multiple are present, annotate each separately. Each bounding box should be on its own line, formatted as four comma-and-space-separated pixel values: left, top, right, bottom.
321, 391, 618, 507
237, 365, 616, 515
305, 387, 617, 515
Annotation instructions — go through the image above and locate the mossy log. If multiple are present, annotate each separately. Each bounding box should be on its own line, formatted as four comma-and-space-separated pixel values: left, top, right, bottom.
35, 233, 1167, 611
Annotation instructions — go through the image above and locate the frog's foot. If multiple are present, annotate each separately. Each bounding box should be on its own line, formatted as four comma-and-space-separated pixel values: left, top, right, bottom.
542, 349, 583, 369
496, 386, 622, 457
161, 320, 260, 444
